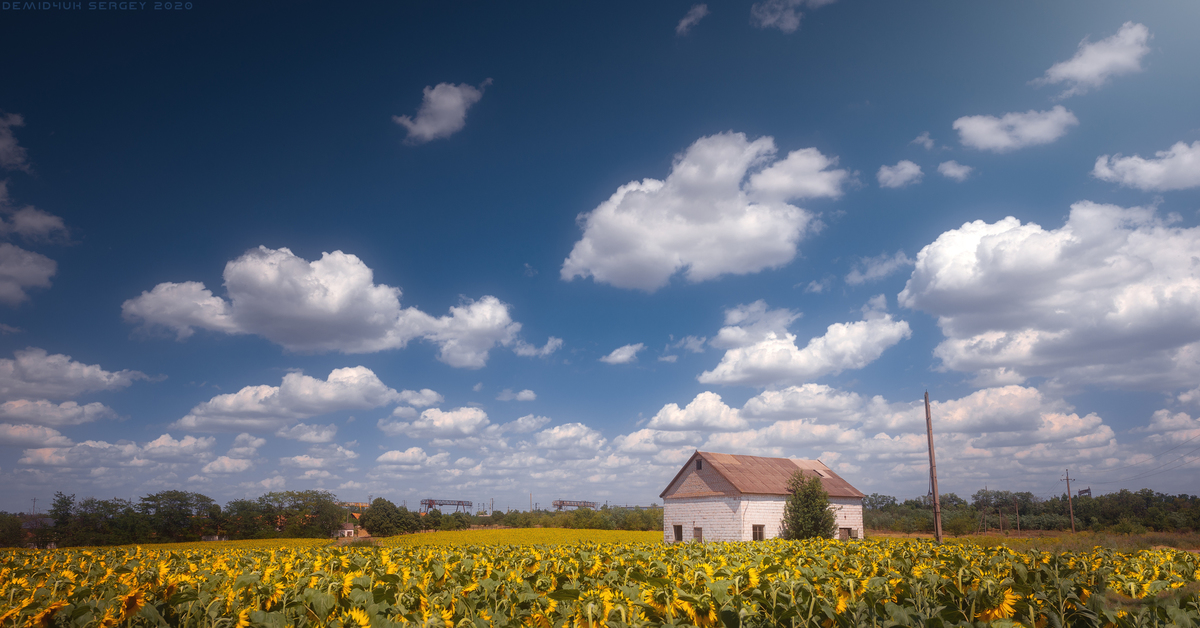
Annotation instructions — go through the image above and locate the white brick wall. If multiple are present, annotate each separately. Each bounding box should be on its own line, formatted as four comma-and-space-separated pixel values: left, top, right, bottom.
830, 497, 864, 539
664, 495, 864, 542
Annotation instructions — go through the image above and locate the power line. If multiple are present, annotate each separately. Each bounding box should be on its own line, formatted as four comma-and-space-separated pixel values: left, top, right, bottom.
1087, 430, 1200, 477
1089, 441, 1200, 485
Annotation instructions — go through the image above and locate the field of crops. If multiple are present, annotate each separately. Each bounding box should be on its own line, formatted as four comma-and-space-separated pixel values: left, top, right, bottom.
2, 530, 1198, 627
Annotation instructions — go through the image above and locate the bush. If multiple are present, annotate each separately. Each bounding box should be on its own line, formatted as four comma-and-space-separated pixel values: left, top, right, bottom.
944, 511, 976, 537
1112, 516, 1147, 535
780, 471, 836, 540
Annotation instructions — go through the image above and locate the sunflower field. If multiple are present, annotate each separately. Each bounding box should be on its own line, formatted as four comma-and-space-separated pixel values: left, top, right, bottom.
2, 533, 1198, 627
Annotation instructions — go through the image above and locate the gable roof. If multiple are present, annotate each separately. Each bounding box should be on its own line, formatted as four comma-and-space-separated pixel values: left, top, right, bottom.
660, 450, 864, 499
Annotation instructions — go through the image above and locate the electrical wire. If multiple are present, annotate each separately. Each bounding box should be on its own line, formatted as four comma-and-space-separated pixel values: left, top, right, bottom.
1086, 430, 1200, 476
1089, 441, 1200, 485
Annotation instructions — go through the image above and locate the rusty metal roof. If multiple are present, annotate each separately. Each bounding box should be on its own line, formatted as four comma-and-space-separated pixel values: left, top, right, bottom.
660, 450, 864, 499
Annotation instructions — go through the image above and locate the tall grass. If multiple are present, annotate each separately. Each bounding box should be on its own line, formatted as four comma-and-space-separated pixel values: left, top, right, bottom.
944, 530, 1200, 552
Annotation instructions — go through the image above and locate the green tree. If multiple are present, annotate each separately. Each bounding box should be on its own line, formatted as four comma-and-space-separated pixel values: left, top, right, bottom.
780, 471, 836, 540
395, 506, 419, 534
424, 508, 443, 530
361, 498, 400, 537
0, 512, 24, 547
139, 490, 205, 542
224, 499, 269, 539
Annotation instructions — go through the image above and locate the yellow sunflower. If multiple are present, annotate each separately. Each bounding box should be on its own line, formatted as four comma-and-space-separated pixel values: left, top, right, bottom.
977, 589, 1020, 622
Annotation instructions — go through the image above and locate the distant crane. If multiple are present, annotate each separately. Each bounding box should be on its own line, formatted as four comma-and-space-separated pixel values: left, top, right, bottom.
419, 498, 472, 513
552, 500, 598, 511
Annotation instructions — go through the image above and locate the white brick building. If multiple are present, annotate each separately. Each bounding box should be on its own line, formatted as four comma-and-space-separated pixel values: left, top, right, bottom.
660, 451, 865, 542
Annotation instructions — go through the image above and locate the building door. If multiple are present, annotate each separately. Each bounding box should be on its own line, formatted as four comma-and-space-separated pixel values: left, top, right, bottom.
673, 525, 683, 542
752, 525, 765, 541
693, 527, 703, 542
839, 528, 851, 541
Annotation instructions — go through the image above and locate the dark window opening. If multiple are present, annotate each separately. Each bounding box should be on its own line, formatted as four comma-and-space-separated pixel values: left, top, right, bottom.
693, 527, 703, 542
673, 525, 683, 542
696, 459, 703, 470
752, 525, 765, 541
839, 528, 851, 541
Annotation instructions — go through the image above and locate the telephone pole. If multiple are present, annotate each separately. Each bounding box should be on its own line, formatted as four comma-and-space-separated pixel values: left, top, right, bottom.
1062, 469, 1076, 533
924, 392, 943, 543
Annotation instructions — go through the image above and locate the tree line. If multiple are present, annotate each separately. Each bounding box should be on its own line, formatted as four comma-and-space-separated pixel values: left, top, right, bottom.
864, 487, 1200, 535
0, 489, 349, 547
358, 497, 663, 537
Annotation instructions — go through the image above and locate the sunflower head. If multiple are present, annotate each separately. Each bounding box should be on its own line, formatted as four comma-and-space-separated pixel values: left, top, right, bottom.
976, 589, 1020, 622
32, 601, 69, 627
119, 589, 145, 621
342, 607, 371, 627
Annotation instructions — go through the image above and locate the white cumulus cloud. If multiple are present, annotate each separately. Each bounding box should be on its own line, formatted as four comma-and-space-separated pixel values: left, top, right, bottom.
0, 182, 69, 243
376, 446, 449, 468
911, 132, 935, 150
0, 347, 146, 401
600, 343, 644, 365
877, 160, 922, 188
378, 406, 490, 439
646, 391, 747, 431
676, 4, 709, 35
398, 388, 443, 407
1034, 22, 1151, 99
937, 161, 974, 182
393, 79, 491, 144
275, 422, 337, 443
503, 414, 550, 433
953, 106, 1078, 153
535, 423, 607, 459
0, 113, 30, 173
1093, 141, 1200, 192
512, 336, 563, 357
749, 0, 835, 34
562, 132, 843, 291
899, 201, 1200, 390
202, 455, 253, 474
0, 399, 116, 426
845, 251, 913, 285
0, 243, 55, 306
699, 296, 911, 387
0, 423, 72, 447
175, 366, 400, 432
496, 388, 536, 401
122, 246, 552, 367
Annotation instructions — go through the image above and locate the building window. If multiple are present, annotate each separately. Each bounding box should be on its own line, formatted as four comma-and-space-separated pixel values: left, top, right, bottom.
696, 459, 703, 471
693, 527, 703, 542
752, 525, 765, 541
839, 528, 851, 541
673, 525, 683, 542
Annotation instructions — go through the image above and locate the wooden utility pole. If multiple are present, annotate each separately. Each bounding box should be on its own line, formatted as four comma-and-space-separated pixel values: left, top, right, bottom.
1062, 469, 1076, 533
1012, 497, 1021, 536
924, 392, 943, 543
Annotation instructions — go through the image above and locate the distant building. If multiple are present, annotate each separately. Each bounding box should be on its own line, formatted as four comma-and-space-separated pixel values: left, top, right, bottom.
660, 451, 864, 542
335, 522, 356, 538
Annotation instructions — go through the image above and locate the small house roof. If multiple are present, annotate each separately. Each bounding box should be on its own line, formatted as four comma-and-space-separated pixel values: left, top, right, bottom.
660, 450, 864, 499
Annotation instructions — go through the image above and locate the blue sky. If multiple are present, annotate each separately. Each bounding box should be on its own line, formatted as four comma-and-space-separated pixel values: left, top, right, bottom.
1, 0, 1198, 512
